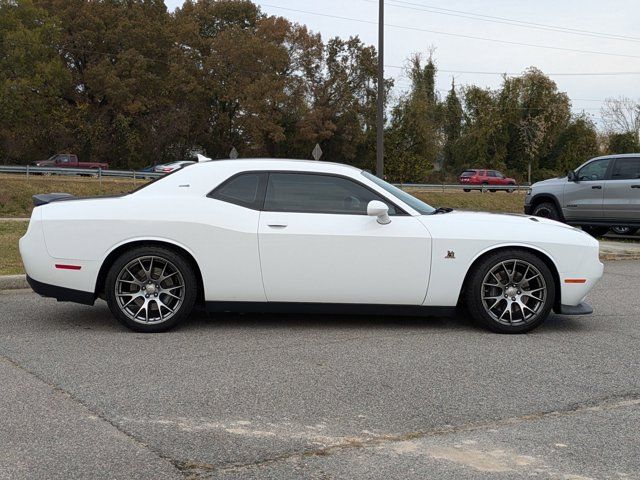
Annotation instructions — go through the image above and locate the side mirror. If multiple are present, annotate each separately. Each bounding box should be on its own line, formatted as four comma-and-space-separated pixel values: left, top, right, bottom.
567, 170, 577, 182
367, 200, 391, 225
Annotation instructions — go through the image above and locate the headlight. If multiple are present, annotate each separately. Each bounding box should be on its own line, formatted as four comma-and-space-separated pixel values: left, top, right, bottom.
526, 188, 532, 195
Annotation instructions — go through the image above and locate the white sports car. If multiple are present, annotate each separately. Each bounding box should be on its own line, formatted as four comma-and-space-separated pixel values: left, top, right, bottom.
19, 159, 603, 333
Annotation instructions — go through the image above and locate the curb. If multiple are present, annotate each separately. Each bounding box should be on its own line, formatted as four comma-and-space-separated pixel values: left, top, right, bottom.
600, 252, 640, 261
0, 275, 29, 290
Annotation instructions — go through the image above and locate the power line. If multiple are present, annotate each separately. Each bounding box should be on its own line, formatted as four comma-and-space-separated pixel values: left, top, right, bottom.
374, 0, 640, 44
259, 3, 640, 61
385, 65, 640, 76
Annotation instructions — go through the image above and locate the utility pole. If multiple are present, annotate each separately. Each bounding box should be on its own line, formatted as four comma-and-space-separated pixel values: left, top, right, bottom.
376, 0, 384, 178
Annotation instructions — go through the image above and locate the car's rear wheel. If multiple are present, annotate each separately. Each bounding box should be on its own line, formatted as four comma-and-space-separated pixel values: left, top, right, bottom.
506, 184, 516, 193
532, 202, 560, 221
463, 188, 471, 192
582, 226, 609, 237
464, 250, 555, 333
610, 226, 638, 236
105, 246, 197, 332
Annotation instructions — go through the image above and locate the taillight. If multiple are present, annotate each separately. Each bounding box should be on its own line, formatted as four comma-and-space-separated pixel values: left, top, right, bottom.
162, 167, 172, 172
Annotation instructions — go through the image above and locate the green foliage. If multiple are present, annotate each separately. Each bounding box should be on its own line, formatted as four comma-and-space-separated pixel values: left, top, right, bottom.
606, 131, 640, 154
547, 115, 598, 174
0, 0, 71, 162
385, 55, 439, 183
0, 0, 611, 182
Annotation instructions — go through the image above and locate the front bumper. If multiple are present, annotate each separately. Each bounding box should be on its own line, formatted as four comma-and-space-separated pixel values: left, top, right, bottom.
524, 204, 533, 215
554, 302, 593, 315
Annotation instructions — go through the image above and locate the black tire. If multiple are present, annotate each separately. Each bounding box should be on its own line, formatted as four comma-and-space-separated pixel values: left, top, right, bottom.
463, 188, 471, 192
489, 189, 497, 193
105, 246, 197, 332
464, 249, 556, 334
532, 202, 560, 221
582, 226, 609, 238
610, 226, 638, 236
506, 183, 516, 193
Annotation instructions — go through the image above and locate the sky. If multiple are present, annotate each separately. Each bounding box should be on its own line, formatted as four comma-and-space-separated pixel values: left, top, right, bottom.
164, 0, 640, 125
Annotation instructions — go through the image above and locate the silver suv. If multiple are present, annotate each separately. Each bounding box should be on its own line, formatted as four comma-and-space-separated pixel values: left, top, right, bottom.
524, 154, 640, 236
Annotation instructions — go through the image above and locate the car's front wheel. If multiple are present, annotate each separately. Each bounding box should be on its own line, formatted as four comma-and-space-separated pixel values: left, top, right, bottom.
610, 226, 638, 236
105, 246, 197, 332
464, 249, 555, 333
532, 202, 560, 221
582, 226, 609, 237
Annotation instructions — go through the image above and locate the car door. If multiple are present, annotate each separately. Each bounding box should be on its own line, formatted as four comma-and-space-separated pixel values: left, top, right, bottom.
258, 172, 431, 305
603, 157, 640, 221
562, 158, 612, 221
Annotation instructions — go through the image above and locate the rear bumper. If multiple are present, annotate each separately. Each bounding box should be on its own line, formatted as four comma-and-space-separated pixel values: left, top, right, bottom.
554, 302, 593, 316
27, 275, 95, 305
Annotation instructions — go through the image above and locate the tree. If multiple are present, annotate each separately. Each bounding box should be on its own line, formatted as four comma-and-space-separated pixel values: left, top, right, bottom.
607, 131, 640, 154
441, 79, 463, 172
600, 97, 640, 135
548, 115, 599, 174
0, 0, 71, 163
456, 85, 507, 171
385, 54, 440, 182
500, 68, 571, 182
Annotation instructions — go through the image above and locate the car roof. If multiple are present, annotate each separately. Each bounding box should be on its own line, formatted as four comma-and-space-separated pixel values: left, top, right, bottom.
588, 153, 640, 161
138, 158, 364, 195
195, 158, 362, 173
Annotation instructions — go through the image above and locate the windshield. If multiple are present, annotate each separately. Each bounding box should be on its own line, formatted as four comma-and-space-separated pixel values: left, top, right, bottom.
362, 171, 436, 215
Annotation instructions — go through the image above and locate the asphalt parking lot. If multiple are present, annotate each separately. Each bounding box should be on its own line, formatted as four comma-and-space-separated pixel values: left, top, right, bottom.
1, 261, 639, 480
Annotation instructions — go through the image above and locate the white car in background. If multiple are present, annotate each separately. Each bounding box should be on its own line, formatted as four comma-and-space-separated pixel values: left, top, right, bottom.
20, 159, 603, 333
153, 160, 196, 173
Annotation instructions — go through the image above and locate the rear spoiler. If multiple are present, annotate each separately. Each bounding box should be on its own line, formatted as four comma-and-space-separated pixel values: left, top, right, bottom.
32, 193, 75, 207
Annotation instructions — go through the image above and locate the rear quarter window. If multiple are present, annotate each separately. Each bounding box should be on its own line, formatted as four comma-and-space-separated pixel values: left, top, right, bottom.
208, 172, 267, 210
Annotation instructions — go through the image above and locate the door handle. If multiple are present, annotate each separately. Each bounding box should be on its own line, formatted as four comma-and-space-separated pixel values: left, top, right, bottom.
591, 185, 602, 189
631, 185, 640, 189
267, 224, 288, 228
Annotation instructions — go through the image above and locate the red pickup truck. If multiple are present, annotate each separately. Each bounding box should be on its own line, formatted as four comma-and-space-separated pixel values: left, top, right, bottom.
33, 153, 109, 170
459, 169, 517, 192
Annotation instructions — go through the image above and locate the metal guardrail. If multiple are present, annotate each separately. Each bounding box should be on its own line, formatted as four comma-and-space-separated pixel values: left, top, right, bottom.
395, 183, 530, 192
0, 165, 162, 180
0, 165, 530, 192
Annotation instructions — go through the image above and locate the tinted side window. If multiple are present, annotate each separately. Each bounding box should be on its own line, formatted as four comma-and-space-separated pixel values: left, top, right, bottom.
209, 172, 267, 210
578, 159, 611, 181
610, 158, 640, 180
487, 171, 497, 177
264, 173, 397, 215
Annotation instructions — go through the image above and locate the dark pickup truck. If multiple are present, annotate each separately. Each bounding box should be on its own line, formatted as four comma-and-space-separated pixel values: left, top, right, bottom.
33, 153, 109, 170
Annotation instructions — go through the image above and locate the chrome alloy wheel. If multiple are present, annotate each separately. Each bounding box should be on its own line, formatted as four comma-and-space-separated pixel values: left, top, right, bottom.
114, 256, 185, 325
481, 260, 547, 326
